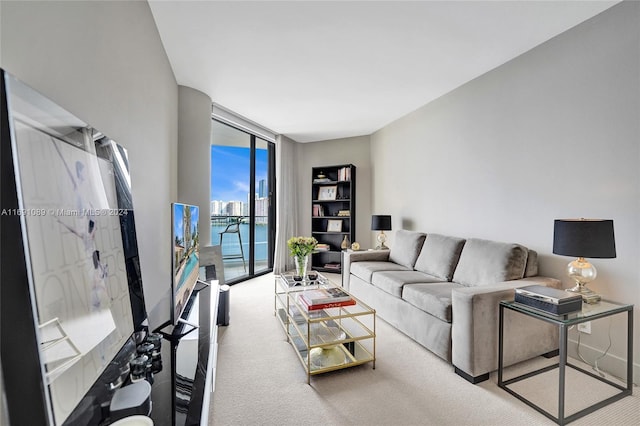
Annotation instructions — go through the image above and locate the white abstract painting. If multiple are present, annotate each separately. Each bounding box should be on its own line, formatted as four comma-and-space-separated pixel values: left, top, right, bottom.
13, 120, 134, 425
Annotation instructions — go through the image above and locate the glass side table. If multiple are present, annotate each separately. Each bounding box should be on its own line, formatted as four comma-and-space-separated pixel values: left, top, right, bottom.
498, 300, 633, 426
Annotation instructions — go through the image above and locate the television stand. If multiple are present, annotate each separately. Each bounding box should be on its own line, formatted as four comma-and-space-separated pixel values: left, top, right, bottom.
154, 280, 211, 341
154, 319, 198, 342
149, 280, 220, 426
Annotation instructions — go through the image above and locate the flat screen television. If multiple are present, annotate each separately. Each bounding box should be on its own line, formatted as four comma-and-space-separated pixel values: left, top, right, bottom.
171, 202, 200, 324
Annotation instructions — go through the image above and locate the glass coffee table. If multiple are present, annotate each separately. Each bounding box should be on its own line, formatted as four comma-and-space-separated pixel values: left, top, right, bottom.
274, 272, 376, 384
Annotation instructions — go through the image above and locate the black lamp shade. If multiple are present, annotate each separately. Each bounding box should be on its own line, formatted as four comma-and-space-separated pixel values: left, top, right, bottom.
371, 215, 392, 231
553, 219, 616, 259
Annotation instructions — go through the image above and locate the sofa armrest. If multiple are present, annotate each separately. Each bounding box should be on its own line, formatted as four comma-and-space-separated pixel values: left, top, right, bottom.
342, 250, 390, 289
451, 277, 561, 379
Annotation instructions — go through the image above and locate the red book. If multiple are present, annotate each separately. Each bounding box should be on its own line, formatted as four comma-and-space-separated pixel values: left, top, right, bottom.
301, 288, 351, 304
298, 294, 356, 311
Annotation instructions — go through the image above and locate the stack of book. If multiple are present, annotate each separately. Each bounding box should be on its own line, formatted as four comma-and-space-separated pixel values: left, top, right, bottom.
299, 287, 355, 311
315, 243, 330, 252
514, 285, 583, 315
323, 263, 340, 270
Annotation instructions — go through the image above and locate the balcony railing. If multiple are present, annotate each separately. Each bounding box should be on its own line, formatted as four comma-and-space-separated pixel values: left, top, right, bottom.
211, 215, 269, 281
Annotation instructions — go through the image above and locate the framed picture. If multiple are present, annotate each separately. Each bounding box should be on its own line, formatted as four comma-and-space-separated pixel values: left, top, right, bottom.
318, 185, 337, 201
327, 219, 342, 232
2, 72, 137, 425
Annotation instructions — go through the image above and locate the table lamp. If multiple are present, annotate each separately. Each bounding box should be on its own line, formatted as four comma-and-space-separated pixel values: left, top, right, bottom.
552, 219, 616, 304
371, 215, 392, 250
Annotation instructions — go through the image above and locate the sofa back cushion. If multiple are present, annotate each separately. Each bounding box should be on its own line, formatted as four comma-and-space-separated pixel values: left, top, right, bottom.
452, 238, 528, 286
388, 230, 426, 269
414, 234, 466, 281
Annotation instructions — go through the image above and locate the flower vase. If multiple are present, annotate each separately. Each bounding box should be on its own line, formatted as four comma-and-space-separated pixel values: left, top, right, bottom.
295, 254, 309, 282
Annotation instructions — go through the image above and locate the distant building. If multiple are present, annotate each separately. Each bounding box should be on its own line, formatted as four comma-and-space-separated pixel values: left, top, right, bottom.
225, 201, 243, 216
255, 197, 269, 224
211, 200, 224, 215
258, 179, 267, 199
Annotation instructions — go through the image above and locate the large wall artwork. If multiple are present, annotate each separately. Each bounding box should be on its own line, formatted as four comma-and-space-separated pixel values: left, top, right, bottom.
1, 71, 141, 425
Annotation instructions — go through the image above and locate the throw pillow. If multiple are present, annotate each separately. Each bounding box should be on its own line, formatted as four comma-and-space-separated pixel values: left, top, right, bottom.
524, 249, 538, 277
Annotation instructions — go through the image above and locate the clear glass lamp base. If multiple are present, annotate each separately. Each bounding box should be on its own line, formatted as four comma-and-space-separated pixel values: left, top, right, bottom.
566, 284, 601, 304
375, 231, 389, 250
566, 258, 601, 304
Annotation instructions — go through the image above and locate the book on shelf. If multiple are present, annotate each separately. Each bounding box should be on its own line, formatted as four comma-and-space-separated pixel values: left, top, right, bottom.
313, 178, 332, 183
300, 287, 352, 305
315, 243, 330, 252
337, 167, 351, 182
312, 204, 325, 217
323, 263, 341, 270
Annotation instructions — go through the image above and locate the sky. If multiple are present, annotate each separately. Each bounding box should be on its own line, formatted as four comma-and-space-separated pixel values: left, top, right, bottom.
210, 145, 268, 202
173, 203, 199, 243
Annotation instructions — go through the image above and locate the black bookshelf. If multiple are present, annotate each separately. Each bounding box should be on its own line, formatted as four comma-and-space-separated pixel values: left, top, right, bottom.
311, 164, 356, 273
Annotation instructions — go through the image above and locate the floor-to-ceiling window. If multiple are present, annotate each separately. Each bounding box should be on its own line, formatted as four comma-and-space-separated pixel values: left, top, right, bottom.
211, 119, 275, 283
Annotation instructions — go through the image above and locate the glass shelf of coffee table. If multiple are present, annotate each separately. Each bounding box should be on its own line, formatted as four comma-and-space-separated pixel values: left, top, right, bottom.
274, 273, 376, 383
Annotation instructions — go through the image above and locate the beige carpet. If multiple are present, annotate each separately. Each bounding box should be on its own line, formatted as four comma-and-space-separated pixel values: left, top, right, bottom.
210, 273, 638, 425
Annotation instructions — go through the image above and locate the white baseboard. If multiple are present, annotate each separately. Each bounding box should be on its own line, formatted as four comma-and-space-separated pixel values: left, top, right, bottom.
568, 338, 639, 386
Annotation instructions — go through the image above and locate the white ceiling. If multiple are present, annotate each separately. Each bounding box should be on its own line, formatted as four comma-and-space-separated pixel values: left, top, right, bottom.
149, 0, 619, 143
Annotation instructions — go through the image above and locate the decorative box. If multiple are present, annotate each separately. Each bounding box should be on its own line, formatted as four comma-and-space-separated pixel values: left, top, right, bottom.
514, 285, 583, 315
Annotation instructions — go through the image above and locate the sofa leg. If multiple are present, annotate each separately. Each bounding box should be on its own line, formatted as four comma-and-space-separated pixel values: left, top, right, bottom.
454, 367, 489, 384
542, 349, 559, 358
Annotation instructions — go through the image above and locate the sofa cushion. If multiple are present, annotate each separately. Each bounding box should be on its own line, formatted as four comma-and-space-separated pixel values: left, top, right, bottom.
371, 270, 442, 297
350, 261, 411, 283
524, 250, 538, 277
452, 238, 528, 286
414, 234, 466, 281
388, 230, 426, 269
402, 283, 464, 323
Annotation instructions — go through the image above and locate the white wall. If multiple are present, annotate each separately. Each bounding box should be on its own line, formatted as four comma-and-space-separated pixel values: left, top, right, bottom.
0, 0, 178, 322
297, 136, 372, 248
371, 1, 639, 382
178, 86, 213, 246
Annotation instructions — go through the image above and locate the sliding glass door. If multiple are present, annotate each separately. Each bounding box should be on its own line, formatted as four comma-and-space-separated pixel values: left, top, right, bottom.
211, 120, 275, 283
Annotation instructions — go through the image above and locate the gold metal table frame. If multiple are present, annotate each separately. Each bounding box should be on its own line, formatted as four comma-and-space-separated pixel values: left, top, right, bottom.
274, 273, 376, 384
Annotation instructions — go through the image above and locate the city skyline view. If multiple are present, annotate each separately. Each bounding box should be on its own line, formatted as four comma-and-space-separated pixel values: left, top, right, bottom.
210, 145, 269, 215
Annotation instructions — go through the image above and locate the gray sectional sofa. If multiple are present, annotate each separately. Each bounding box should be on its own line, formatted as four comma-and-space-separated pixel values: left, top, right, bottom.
342, 230, 561, 383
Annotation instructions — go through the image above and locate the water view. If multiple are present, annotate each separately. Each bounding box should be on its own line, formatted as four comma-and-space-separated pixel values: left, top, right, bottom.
212, 222, 269, 280
211, 141, 273, 281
